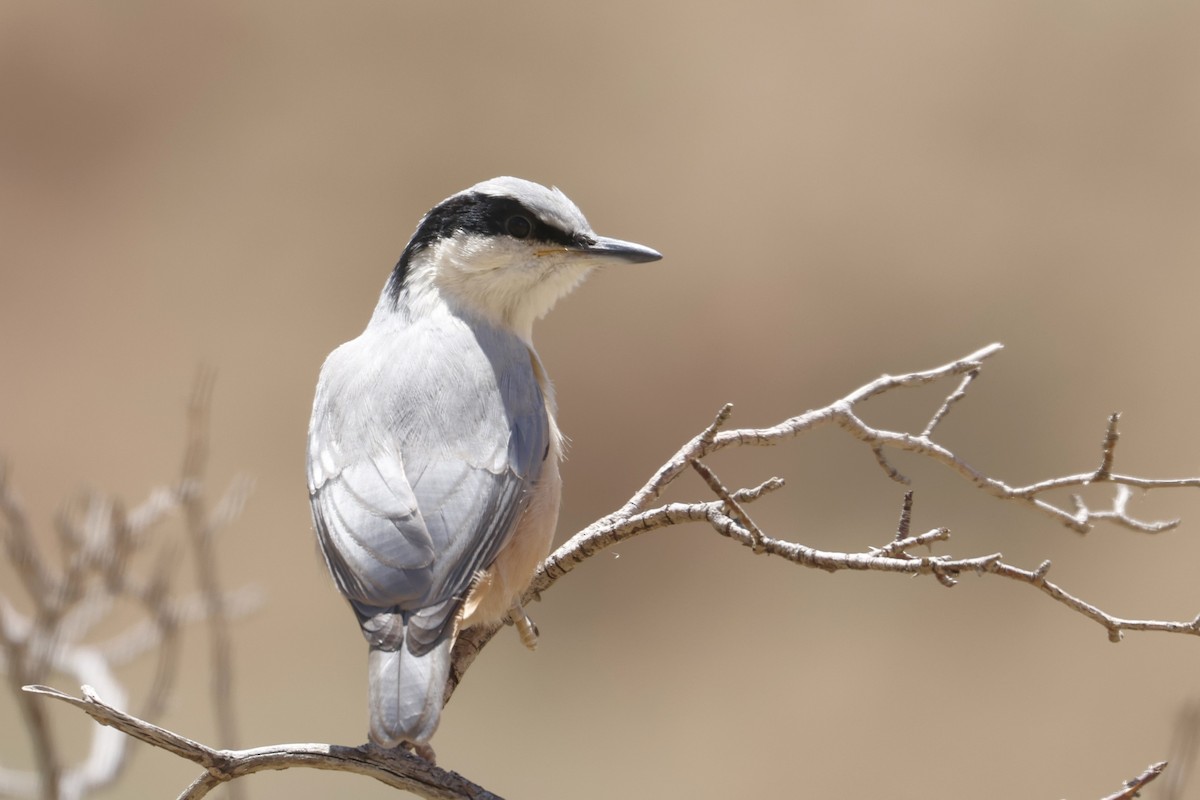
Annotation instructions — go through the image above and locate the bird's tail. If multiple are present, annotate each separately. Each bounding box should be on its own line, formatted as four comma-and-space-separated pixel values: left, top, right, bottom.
366, 618, 455, 748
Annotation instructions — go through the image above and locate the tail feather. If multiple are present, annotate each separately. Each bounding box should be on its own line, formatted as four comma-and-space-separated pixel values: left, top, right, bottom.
368, 632, 454, 747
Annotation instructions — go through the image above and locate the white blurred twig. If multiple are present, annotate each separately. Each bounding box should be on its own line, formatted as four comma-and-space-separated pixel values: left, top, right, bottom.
178, 370, 250, 800
0, 375, 258, 800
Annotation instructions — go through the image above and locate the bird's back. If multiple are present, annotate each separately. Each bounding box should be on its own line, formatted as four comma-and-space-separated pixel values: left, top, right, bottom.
308, 306, 549, 618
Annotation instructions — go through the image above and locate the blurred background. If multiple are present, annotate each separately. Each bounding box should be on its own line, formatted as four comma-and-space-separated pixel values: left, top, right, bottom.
2, 1, 1200, 798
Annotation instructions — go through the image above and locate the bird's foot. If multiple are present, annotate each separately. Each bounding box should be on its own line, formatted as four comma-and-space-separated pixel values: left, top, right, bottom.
411, 741, 437, 764
509, 600, 539, 651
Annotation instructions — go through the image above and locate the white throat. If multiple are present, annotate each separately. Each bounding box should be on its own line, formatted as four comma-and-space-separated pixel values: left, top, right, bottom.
398, 235, 595, 343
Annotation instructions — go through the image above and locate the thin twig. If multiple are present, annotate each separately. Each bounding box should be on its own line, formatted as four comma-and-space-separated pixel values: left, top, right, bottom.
1099, 760, 1167, 800
871, 444, 910, 485
615, 402, 735, 519
1096, 412, 1121, 481
871, 528, 951, 559
0, 463, 54, 616
689, 459, 767, 553
895, 491, 914, 540
921, 368, 979, 438
179, 369, 243, 786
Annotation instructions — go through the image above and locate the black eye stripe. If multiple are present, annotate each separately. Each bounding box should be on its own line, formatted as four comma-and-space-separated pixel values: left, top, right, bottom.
413, 193, 575, 248
387, 192, 581, 305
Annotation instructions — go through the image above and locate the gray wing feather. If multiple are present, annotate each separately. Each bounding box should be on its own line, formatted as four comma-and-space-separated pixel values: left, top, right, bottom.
308, 315, 548, 652
311, 455, 435, 603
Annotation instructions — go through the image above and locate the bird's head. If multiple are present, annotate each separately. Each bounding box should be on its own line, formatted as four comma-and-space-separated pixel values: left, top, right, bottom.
380, 177, 661, 341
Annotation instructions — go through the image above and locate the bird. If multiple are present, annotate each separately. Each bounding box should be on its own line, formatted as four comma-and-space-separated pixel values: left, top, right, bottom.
306, 176, 662, 759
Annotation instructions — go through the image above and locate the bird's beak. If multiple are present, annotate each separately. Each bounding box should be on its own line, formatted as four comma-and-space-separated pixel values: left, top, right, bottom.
575, 235, 663, 264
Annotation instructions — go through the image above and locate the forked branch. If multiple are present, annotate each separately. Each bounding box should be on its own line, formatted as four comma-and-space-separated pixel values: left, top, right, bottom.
450, 343, 1200, 693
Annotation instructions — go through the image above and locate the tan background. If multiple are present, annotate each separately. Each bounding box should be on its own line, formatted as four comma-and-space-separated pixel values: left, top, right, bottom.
3, 2, 1200, 798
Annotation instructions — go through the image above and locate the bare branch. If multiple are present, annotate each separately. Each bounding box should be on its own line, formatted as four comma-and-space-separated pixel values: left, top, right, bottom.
22, 686, 502, 800
449, 344, 1200, 699
646, 344, 1197, 535
488, 488, 1197, 676
1098, 760, 1167, 800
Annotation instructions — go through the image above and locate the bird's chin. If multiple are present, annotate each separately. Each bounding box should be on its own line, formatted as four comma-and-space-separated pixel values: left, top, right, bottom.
519, 262, 595, 321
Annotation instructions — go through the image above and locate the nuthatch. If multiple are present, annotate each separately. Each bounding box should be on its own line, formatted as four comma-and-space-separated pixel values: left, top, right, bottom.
306, 177, 661, 757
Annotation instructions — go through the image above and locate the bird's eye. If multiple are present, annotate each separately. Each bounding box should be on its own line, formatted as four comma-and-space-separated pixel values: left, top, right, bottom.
505, 215, 532, 239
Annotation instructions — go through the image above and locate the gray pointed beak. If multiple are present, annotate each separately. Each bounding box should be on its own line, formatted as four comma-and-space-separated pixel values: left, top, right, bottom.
577, 235, 663, 264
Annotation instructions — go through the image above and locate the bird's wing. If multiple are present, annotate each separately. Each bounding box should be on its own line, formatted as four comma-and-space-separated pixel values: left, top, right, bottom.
308, 446, 435, 605
308, 320, 549, 653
